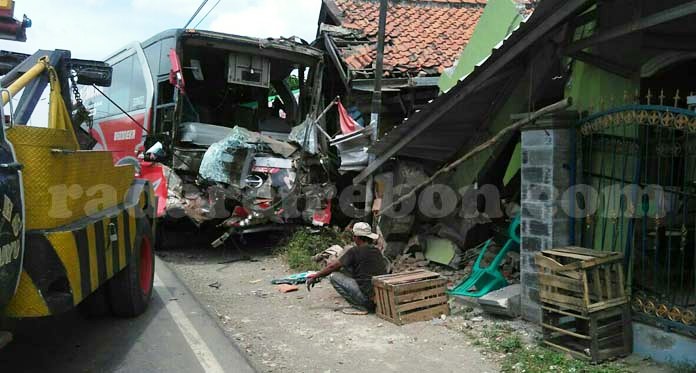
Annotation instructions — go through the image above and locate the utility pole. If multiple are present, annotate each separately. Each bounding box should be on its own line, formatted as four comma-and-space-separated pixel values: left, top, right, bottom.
364, 0, 388, 224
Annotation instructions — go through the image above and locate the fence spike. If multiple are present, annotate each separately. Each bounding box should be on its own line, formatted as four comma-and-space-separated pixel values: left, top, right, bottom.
646, 89, 653, 105
659, 89, 666, 106
674, 89, 681, 107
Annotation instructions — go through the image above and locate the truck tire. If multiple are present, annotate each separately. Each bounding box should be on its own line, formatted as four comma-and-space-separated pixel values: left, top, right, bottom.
77, 286, 111, 317
108, 220, 155, 317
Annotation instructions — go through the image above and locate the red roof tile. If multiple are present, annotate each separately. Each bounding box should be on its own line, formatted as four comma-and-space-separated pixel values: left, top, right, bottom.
326, 0, 486, 77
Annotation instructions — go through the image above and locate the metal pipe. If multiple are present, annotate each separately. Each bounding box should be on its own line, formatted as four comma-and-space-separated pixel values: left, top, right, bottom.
1, 60, 46, 105
364, 0, 388, 222
184, 0, 210, 29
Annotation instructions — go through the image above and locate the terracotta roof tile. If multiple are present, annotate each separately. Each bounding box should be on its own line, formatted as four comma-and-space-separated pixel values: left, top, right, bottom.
328, 0, 486, 77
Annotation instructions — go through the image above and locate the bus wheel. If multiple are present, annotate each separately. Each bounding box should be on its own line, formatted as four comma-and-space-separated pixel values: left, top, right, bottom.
108, 220, 155, 317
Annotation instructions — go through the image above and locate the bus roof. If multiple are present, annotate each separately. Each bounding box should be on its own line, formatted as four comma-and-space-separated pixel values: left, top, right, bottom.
140, 28, 323, 60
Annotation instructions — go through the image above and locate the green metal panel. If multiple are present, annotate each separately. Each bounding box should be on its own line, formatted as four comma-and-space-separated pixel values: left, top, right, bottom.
438, 0, 524, 93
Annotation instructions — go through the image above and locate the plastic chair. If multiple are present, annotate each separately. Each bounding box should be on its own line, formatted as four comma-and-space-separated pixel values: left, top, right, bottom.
450, 215, 520, 298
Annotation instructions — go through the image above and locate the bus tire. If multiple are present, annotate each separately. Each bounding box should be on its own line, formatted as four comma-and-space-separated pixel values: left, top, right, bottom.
108, 220, 155, 317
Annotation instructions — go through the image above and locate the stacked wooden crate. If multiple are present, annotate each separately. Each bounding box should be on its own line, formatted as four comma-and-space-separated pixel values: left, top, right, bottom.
535, 247, 632, 362
372, 270, 449, 326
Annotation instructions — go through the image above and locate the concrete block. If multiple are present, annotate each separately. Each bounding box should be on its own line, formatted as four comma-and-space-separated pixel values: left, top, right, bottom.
633, 322, 696, 368
522, 130, 553, 147
522, 149, 553, 167
478, 284, 521, 318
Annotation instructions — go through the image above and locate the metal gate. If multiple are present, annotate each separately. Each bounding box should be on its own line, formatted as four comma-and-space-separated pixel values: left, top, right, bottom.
578, 99, 696, 335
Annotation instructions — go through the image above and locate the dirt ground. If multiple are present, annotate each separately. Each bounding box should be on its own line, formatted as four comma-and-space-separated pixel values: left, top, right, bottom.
158, 233, 676, 373
159, 237, 501, 373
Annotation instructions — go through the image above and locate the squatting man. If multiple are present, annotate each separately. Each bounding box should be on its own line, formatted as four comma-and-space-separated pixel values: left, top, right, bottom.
306, 222, 388, 315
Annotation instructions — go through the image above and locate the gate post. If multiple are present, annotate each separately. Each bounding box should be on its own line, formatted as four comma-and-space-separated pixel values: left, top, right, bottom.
519, 111, 579, 323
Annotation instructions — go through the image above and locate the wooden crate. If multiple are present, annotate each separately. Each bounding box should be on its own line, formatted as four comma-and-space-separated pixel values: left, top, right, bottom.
542, 302, 633, 363
372, 270, 449, 326
535, 247, 628, 314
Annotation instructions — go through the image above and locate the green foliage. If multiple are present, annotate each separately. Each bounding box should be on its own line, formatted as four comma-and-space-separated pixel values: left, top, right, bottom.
280, 227, 350, 271
465, 323, 629, 373
500, 345, 630, 373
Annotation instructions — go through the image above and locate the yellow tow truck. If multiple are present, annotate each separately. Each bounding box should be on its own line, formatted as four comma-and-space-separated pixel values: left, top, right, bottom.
0, 48, 156, 343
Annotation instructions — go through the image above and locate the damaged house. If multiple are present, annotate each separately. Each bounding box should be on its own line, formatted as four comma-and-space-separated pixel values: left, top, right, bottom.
356, 0, 696, 366
314, 0, 487, 172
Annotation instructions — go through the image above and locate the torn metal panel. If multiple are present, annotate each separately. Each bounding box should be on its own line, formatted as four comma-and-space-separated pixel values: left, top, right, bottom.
179, 122, 233, 147
330, 125, 372, 172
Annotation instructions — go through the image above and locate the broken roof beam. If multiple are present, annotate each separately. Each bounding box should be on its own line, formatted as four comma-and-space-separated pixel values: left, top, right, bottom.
324, 35, 351, 89
566, 1, 696, 54
376, 97, 573, 217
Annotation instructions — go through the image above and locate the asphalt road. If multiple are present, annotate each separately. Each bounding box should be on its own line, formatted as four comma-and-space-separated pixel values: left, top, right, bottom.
0, 257, 256, 373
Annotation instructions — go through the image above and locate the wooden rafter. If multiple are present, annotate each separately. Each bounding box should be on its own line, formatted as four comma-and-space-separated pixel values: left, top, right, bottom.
566, 1, 696, 54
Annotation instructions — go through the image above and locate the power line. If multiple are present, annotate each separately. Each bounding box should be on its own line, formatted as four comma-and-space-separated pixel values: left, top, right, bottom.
184, 0, 210, 29
194, 0, 223, 29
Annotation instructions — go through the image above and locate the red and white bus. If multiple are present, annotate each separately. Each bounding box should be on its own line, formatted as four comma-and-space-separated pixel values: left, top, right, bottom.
84, 29, 328, 226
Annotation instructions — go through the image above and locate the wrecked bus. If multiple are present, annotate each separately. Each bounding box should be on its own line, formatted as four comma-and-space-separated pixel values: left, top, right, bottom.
85, 29, 333, 244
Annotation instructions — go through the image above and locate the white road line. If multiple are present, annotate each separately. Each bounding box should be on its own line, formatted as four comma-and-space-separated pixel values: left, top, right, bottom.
154, 274, 225, 373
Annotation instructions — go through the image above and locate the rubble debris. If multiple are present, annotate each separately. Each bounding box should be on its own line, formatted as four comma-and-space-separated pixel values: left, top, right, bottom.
424, 237, 460, 268
208, 281, 222, 289
218, 255, 254, 265
251, 290, 269, 298
276, 284, 299, 293
477, 284, 521, 318
450, 216, 520, 298
391, 237, 520, 292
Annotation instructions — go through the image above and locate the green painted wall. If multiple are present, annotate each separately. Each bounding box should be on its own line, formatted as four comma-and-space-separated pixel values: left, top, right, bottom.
449, 75, 531, 188
438, 0, 525, 93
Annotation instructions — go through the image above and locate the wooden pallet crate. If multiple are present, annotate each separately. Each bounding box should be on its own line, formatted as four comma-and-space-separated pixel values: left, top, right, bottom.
535, 247, 628, 314
372, 270, 449, 326
542, 302, 633, 363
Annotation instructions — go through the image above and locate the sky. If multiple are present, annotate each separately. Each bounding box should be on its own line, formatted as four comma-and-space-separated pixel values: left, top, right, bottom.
0, 0, 323, 60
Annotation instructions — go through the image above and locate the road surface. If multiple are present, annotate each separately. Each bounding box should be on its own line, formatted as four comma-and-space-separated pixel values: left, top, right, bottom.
0, 257, 256, 373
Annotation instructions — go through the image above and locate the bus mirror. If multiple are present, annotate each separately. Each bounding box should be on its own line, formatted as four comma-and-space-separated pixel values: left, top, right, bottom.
168, 48, 186, 94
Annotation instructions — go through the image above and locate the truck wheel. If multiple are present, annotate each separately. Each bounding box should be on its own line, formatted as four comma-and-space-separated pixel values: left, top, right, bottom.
78, 286, 111, 317
108, 221, 155, 317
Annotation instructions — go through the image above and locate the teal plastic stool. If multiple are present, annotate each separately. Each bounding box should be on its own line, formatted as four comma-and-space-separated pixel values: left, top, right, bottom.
449, 215, 520, 298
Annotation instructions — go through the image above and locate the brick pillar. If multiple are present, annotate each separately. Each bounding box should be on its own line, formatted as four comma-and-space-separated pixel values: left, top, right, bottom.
519, 111, 578, 323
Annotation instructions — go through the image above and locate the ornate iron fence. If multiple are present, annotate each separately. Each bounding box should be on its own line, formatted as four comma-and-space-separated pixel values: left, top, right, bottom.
578, 96, 696, 335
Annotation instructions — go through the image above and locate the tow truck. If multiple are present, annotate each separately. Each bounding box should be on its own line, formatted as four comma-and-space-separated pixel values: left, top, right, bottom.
0, 48, 157, 346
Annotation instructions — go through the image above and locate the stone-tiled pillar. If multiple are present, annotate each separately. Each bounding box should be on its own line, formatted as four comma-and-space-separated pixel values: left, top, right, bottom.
519, 111, 578, 323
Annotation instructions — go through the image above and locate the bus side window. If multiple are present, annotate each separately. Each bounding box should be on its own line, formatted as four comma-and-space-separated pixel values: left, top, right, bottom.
129, 56, 147, 111
106, 56, 134, 117
159, 38, 175, 81
144, 42, 161, 79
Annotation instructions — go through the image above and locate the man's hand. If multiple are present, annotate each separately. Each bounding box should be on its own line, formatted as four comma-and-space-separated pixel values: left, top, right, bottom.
306, 273, 319, 291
